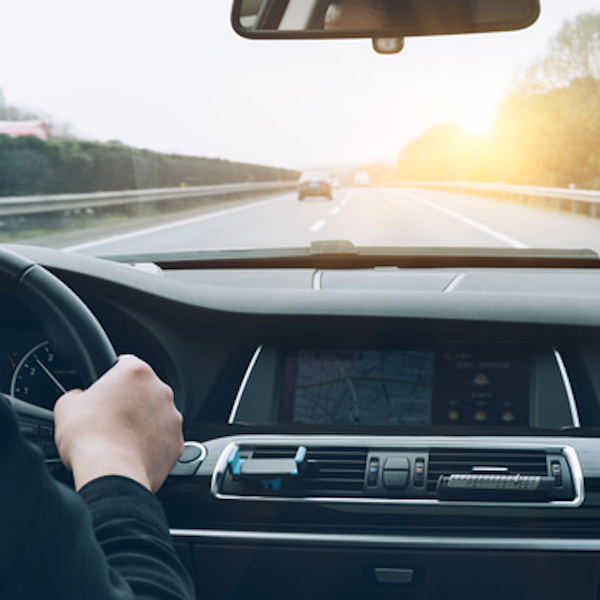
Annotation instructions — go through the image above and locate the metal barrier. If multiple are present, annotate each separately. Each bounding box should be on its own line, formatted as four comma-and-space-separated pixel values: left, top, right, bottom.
0, 181, 296, 233
391, 181, 600, 218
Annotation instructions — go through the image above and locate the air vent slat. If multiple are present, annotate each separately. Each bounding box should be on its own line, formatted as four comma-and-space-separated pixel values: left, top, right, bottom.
236, 445, 368, 497
427, 449, 549, 493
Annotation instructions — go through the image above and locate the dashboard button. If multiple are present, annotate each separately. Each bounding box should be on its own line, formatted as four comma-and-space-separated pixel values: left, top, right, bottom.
384, 457, 409, 470
414, 458, 425, 487
367, 458, 380, 486
179, 443, 204, 464
383, 470, 409, 489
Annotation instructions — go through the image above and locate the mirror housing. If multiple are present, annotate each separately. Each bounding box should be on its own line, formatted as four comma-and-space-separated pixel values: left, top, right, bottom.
232, 0, 540, 40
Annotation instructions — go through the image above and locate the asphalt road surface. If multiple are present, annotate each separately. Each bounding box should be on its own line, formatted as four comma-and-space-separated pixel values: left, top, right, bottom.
56, 186, 600, 257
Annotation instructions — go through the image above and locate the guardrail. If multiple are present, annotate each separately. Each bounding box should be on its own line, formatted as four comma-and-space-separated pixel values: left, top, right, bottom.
0, 181, 296, 233
391, 181, 600, 219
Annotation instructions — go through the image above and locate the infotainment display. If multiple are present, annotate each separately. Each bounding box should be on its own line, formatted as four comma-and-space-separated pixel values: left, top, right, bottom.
281, 350, 434, 426
280, 349, 530, 427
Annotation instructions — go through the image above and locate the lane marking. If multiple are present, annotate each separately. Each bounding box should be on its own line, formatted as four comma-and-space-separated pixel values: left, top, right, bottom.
330, 207, 340, 215
64, 193, 294, 252
409, 192, 529, 249
342, 188, 355, 205
310, 219, 326, 232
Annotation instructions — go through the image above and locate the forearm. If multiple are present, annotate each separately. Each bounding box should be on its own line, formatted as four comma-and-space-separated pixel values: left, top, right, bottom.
0, 398, 194, 599
79, 476, 195, 600
0, 397, 128, 598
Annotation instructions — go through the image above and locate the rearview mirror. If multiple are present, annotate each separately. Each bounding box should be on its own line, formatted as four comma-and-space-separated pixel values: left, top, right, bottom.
232, 0, 540, 39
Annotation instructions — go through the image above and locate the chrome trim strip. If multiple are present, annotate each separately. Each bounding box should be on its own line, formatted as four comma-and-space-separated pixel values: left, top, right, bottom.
211, 437, 584, 508
169, 528, 600, 552
443, 273, 465, 293
228, 346, 263, 424
553, 348, 581, 428
312, 269, 323, 290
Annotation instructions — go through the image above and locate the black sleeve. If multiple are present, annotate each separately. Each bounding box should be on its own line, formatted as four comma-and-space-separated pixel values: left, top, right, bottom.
0, 396, 195, 600
79, 476, 195, 600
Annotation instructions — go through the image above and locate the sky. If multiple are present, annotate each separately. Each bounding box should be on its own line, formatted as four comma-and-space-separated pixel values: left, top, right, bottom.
0, 0, 598, 170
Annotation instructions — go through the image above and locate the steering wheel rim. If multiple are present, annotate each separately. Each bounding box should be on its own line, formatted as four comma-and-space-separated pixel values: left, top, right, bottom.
0, 247, 117, 389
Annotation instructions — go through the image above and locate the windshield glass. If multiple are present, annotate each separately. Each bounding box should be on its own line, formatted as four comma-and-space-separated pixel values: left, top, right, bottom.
1, 0, 599, 258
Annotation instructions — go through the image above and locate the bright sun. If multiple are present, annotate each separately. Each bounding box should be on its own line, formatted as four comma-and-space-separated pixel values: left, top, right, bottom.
455, 107, 495, 136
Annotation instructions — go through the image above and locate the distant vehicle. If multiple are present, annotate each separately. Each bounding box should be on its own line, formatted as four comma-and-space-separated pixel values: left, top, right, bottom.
297, 170, 333, 201
354, 171, 370, 186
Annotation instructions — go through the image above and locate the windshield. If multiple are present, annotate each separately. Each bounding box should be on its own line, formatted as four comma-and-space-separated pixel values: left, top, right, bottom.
1, 0, 599, 258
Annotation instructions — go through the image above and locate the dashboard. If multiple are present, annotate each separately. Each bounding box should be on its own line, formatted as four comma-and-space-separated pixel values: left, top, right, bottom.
6, 244, 600, 600
233, 344, 574, 428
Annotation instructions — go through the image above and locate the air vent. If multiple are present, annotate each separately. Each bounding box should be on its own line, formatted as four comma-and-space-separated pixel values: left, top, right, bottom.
220, 445, 368, 498
427, 449, 548, 494
298, 447, 368, 496
250, 445, 368, 496
214, 441, 580, 506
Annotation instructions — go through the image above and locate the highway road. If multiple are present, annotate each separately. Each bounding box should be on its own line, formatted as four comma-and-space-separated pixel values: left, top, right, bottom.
57, 186, 600, 257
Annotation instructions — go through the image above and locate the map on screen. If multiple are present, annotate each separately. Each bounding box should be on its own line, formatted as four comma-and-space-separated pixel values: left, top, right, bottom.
286, 350, 434, 426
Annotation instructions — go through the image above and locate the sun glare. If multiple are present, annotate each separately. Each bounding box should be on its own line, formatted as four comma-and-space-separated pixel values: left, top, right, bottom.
454, 107, 495, 136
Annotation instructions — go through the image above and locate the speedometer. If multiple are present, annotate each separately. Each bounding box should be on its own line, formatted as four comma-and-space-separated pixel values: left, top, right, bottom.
10, 341, 83, 410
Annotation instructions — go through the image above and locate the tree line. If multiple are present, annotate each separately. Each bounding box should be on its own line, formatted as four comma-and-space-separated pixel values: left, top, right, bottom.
0, 135, 297, 197
396, 12, 600, 190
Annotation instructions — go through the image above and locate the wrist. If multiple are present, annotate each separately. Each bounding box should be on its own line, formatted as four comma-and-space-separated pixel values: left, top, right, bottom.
69, 444, 153, 492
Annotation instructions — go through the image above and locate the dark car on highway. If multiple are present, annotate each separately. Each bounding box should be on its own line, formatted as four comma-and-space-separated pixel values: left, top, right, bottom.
297, 170, 333, 200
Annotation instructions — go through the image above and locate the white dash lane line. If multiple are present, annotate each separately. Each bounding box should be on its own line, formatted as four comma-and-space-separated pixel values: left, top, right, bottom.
409, 192, 529, 249
310, 220, 327, 232
330, 207, 340, 215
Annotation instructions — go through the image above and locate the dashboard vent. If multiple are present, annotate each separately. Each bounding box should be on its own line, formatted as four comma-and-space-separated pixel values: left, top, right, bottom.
227, 445, 368, 497
216, 442, 579, 505
427, 449, 548, 494
299, 446, 368, 496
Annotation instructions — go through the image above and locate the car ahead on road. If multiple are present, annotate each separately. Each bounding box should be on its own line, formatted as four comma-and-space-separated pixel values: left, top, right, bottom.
6, 1, 600, 599
297, 170, 333, 200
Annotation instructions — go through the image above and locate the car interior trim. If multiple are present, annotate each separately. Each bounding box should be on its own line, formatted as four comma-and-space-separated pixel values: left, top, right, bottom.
553, 347, 581, 428
442, 272, 466, 293
228, 345, 264, 424
210, 437, 585, 508
169, 528, 600, 552
311, 269, 323, 290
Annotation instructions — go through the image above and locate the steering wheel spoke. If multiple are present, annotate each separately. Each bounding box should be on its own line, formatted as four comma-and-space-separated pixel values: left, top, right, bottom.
0, 247, 117, 469
3, 392, 57, 456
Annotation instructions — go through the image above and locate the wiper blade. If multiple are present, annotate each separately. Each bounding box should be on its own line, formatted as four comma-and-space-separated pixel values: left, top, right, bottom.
103, 243, 600, 270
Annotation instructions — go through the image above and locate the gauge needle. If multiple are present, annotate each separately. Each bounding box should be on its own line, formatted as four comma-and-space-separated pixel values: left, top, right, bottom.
36, 358, 68, 394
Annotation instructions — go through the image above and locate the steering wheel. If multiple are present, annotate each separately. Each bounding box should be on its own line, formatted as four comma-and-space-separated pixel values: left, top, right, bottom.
0, 247, 117, 433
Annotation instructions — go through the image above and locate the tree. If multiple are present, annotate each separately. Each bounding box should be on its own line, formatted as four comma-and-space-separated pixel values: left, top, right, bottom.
520, 12, 600, 93
489, 11, 600, 188
396, 123, 490, 182
492, 78, 600, 188
396, 11, 600, 189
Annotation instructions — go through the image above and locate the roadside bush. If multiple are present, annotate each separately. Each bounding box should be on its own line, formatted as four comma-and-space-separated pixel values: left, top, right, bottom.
0, 137, 297, 197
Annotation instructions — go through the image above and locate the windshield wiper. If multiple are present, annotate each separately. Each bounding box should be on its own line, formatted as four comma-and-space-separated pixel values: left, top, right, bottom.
103, 242, 600, 270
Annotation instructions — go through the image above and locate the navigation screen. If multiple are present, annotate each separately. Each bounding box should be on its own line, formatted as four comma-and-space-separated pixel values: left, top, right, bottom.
281, 350, 434, 426
433, 351, 530, 426
280, 349, 530, 427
